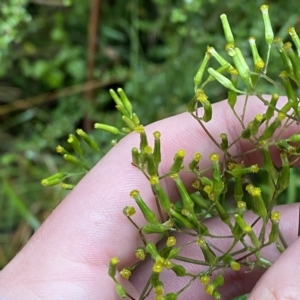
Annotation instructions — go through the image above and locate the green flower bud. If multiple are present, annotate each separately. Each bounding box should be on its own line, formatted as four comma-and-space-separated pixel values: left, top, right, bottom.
171, 264, 186, 276
169, 150, 185, 174
76, 129, 99, 151
209, 153, 224, 199
220, 14, 234, 44
194, 51, 211, 90
109, 89, 123, 107
165, 293, 178, 300
135, 125, 148, 150
196, 89, 212, 122
122, 115, 136, 130
197, 237, 217, 265
234, 214, 261, 248
41, 172, 68, 186
264, 93, 279, 121
259, 118, 281, 140
260, 5, 274, 44
117, 88, 132, 117
227, 69, 239, 109
284, 42, 300, 85
247, 186, 267, 219
131, 147, 140, 165
279, 70, 298, 110
169, 208, 195, 229
144, 146, 157, 176
63, 154, 88, 170
189, 152, 202, 171
170, 173, 194, 212
146, 243, 160, 260
56, 145, 69, 155
220, 133, 228, 151
115, 284, 126, 298
190, 192, 209, 210
153, 131, 162, 166
277, 151, 290, 192
142, 223, 171, 234
60, 183, 75, 190
108, 257, 119, 279
94, 123, 122, 135
289, 27, 300, 57
130, 190, 158, 224
227, 46, 253, 88
274, 37, 293, 75
151, 177, 171, 212
208, 67, 244, 93
67, 134, 83, 156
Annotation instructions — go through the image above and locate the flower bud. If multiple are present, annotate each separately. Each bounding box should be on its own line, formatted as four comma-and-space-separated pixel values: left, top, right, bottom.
130, 190, 158, 224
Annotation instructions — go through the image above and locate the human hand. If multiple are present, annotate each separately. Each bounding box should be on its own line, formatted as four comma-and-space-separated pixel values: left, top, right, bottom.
0, 95, 299, 300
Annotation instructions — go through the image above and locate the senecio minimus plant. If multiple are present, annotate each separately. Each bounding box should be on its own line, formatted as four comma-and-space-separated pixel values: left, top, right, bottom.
42, 5, 300, 299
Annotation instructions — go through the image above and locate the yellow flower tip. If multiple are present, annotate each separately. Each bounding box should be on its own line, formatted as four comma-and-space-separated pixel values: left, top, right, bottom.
225, 43, 235, 53
123, 206, 136, 217
153, 262, 163, 273
176, 149, 186, 158
229, 68, 239, 75
56, 145, 65, 153
67, 135, 74, 143
197, 237, 206, 247
149, 175, 159, 185
196, 89, 208, 103
206, 46, 215, 55
250, 164, 259, 173
203, 185, 213, 195
244, 225, 252, 233
248, 36, 256, 43
260, 4, 269, 12
144, 145, 153, 154
154, 285, 164, 296
209, 153, 219, 162
130, 189, 140, 198
256, 60, 265, 69
205, 284, 214, 296
120, 268, 131, 280
135, 124, 145, 133
166, 236, 177, 247
135, 248, 146, 260
288, 27, 296, 36
41, 179, 47, 186
255, 114, 264, 122
279, 71, 288, 78
237, 201, 246, 209
153, 131, 161, 139
194, 152, 202, 162
110, 257, 119, 265
228, 162, 237, 171
170, 173, 179, 179
245, 184, 254, 193
162, 259, 172, 269
271, 211, 281, 222
230, 261, 241, 271
277, 112, 286, 121
200, 275, 210, 285
251, 187, 261, 196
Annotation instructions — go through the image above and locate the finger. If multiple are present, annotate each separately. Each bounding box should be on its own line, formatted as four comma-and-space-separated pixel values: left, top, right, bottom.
248, 227, 300, 300
0, 95, 298, 300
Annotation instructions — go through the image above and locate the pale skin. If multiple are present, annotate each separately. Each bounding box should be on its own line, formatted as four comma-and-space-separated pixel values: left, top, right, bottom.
0, 96, 299, 300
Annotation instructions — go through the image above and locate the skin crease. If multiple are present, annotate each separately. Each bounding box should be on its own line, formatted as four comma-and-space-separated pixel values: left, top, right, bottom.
0, 95, 299, 300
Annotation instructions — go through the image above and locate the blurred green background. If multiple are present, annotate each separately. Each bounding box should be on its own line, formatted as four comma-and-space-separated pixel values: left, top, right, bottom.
1, 0, 300, 278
